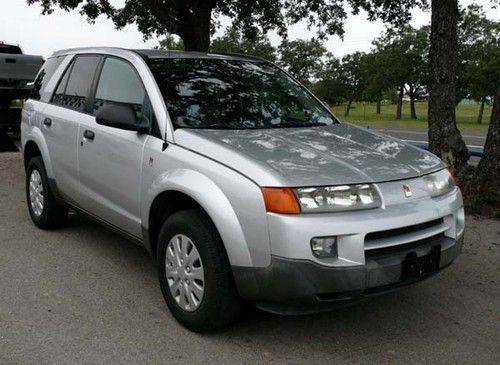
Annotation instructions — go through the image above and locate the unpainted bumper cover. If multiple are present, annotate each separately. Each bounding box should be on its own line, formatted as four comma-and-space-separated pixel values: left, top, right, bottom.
232, 235, 463, 314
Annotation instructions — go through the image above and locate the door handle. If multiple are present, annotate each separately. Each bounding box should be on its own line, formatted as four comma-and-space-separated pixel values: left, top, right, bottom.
43, 118, 52, 127
83, 130, 95, 140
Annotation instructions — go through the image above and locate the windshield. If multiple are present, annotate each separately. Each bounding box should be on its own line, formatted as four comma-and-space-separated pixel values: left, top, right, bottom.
147, 58, 337, 129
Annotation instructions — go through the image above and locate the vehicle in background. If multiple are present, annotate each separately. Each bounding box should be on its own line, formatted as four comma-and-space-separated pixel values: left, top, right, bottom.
0, 42, 44, 108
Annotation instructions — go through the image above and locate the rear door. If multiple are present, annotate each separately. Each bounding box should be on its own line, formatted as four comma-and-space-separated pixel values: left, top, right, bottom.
42, 55, 101, 199
76, 56, 151, 238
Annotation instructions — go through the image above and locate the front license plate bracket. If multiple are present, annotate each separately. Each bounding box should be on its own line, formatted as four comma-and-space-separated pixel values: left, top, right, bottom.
401, 245, 441, 281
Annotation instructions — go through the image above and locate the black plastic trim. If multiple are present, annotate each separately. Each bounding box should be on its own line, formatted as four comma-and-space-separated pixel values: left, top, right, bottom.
232, 234, 463, 314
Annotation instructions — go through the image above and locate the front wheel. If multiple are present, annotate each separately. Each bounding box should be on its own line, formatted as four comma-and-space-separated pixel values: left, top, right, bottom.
157, 209, 242, 332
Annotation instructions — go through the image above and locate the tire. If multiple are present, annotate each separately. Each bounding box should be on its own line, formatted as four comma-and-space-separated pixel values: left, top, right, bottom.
157, 209, 242, 332
26, 156, 68, 229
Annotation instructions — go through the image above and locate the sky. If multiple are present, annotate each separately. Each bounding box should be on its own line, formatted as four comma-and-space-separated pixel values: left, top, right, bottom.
1, 0, 498, 58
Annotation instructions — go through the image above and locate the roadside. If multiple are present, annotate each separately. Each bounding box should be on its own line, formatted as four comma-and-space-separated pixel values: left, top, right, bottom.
0, 153, 499, 364
331, 101, 491, 133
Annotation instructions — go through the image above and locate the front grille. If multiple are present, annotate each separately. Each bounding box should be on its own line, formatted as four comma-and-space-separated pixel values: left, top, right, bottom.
365, 233, 445, 258
365, 218, 444, 242
364, 217, 448, 253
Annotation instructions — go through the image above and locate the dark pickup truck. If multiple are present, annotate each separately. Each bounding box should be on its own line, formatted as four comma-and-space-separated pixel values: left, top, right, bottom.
0, 42, 44, 108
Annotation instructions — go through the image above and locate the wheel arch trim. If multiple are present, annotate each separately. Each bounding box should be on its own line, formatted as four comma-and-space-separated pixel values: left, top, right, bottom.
143, 169, 254, 267
22, 130, 53, 177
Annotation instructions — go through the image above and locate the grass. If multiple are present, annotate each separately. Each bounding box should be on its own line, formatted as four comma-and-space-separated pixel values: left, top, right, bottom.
330, 101, 491, 132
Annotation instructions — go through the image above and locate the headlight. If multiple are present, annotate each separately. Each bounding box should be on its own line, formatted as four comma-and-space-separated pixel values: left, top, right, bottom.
294, 184, 381, 212
423, 169, 455, 198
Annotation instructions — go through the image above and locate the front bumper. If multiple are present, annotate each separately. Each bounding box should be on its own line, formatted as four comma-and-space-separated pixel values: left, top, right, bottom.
232, 179, 464, 314
233, 234, 463, 314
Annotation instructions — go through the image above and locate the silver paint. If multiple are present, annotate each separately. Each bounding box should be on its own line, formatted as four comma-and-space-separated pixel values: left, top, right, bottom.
21, 47, 463, 280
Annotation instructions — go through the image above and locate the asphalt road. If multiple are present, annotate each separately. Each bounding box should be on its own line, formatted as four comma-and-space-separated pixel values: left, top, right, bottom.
371, 127, 487, 148
1, 153, 499, 364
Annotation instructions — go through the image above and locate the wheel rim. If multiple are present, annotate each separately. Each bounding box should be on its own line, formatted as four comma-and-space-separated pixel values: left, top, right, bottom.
29, 169, 44, 217
165, 234, 205, 312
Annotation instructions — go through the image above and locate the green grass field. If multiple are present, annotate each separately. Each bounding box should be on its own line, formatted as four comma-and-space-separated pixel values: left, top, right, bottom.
330, 101, 491, 132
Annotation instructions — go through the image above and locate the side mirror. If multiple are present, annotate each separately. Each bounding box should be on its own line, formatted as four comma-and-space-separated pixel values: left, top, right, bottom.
96, 104, 149, 133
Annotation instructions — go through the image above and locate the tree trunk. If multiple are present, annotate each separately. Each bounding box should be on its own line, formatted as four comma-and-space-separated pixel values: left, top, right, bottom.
427, 0, 469, 175
477, 96, 486, 124
477, 84, 500, 192
396, 85, 404, 120
409, 84, 417, 119
410, 94, 417, 119
345, 99, 353, 117
376, 99, 381, 114
177, 1, 213, 51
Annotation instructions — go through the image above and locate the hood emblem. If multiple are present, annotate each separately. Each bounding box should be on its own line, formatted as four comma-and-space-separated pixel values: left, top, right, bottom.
402, 184, 412, 198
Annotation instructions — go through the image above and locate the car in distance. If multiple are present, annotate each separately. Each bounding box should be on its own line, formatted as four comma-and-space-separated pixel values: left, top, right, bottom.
0, 42, 44, 108
21, 48, 465, 332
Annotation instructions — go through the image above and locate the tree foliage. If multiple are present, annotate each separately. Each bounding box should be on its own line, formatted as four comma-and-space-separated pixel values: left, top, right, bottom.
210, 27, 277, 62
27, 0, 429, 51
372, 25, 428, 119
278, 38, 327, 84
456, 4, 500, 122
158, 34, 184, 51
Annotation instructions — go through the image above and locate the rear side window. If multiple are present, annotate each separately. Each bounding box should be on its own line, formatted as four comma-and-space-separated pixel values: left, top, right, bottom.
52, 55, 101, 112
0, 45, 22, 54
93, 57, 149, 124
30, 57, 64, 101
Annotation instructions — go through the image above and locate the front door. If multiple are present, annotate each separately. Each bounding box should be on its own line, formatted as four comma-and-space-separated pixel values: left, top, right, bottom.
76, 57, 152, 238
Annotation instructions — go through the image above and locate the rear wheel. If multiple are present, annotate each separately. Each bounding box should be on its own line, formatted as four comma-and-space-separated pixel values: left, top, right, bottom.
157, 209, 242, 332
26, 156, 68, 229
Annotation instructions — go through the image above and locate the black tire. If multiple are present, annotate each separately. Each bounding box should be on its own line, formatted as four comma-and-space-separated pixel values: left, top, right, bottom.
157, 209, 242, 332
26, 156, 68, 229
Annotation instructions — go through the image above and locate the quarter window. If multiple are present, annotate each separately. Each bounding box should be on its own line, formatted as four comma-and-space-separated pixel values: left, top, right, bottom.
52, 56, 100, 112
31, 57, 64, 101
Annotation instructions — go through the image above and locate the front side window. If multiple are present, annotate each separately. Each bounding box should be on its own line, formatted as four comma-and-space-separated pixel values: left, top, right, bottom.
93, 57, 150, 126
52, 55, 100, 112
147, 58, 336, 130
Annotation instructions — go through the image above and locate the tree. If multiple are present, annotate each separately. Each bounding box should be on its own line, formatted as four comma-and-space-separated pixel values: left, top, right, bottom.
278, 39, 327, 85
359, 51, 393, 114
477, 83, 500, 194
314, 55, 346, 105
158, 34, 184, 51
427, 0, 469, 175
27, 0, 428, 52
372, 25, 428, 120
210, 27, 277, 62
337, 52, 367, 117
457, 5, 500, 123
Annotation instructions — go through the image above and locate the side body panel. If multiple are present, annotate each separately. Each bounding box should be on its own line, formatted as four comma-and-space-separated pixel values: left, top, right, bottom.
141, 138, 271, 268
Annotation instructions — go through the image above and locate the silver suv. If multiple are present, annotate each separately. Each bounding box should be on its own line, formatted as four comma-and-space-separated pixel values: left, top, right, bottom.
21, 48, 464, 332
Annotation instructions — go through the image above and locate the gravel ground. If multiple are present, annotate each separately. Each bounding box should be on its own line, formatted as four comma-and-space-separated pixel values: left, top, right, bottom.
0, 152, 499, 364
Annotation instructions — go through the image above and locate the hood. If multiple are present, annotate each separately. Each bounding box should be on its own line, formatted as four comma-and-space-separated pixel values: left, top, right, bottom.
174, 123, 444, 187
